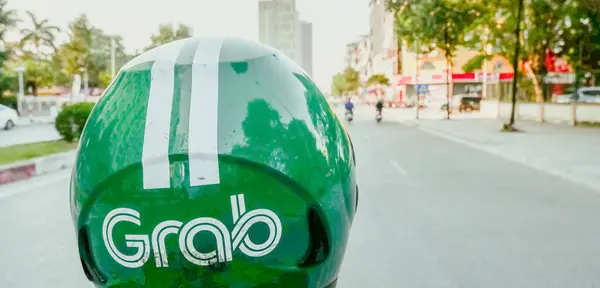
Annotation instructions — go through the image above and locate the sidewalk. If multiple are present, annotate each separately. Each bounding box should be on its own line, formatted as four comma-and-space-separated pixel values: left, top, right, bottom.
16, 115, 56, 126
404, 118, 600, 192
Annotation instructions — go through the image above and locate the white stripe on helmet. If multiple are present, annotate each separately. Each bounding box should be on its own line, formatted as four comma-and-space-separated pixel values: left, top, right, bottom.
188, 37, 225, 187
141, 43, 185, 189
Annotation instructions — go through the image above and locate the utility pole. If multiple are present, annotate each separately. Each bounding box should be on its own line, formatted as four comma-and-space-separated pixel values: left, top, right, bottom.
111, 36, 116, 78
415, 40, 420, 119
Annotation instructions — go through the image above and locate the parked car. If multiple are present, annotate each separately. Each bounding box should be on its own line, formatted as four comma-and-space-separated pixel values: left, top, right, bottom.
572, 87, 600, 103
0, 104, 18, 130
440, 95, 481, 112
459, 96, 482, 112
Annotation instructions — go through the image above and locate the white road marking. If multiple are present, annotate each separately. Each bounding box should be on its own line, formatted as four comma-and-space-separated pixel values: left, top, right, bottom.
141, 57, 181, 189
390, 160, 408, 176
188, 38, 225, 186
417, 125, 600, 193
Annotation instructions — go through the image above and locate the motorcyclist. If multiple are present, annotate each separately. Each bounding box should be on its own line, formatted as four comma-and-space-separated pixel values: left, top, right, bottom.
375, 97, 384, 116
70, 37, 358, 288
344, 97, 354, 116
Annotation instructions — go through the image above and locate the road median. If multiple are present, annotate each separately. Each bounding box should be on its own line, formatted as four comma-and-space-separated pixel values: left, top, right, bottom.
0, 140, 77, 185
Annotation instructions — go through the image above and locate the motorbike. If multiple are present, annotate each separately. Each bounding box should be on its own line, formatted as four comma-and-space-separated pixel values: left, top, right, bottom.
345, 109, 353, 122
375, 110, 382, 123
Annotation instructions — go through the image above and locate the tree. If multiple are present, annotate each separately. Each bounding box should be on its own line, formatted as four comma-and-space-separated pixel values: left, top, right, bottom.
506, 0, 524, 131
331, 73, 345, 96
0, 0, 18, 96
367, 74, 390, 86
145, 23, 192, 51
19, 11, 60, 56
388, 0, 482, 119
88, 28, 130, 87
342, 67, 361, 95
98, 70, 112, 88
57, 15, 93, 77
5, 55, 54, 96
0, 0, 18, 45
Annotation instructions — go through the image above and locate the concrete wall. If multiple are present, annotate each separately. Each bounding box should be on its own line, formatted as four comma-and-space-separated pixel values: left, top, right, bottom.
480, 100, 600, 124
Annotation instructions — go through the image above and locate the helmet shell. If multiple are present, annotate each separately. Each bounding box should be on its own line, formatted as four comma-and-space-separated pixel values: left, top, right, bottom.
71, 37, 357, 288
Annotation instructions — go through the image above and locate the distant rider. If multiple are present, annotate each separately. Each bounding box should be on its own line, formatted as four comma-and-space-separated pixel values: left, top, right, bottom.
375, 98, 384, 115
345, 97, 355, 115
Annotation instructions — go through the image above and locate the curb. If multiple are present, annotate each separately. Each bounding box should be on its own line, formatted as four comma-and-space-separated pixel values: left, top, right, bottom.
411, 122, 600, 193
0, 150, 76, 185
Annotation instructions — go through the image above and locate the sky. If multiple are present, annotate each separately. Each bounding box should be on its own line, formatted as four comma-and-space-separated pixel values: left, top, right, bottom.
6, 0, 370, 93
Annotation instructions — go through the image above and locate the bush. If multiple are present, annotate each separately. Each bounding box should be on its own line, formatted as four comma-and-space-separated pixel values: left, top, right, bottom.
0, 96, 17, 110
55, 102, 95, 142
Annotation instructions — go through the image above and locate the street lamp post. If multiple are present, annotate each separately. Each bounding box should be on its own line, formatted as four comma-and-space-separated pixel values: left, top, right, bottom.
482, 27, 489, 99
15, 66, 25, 116
414, 40, 420, 120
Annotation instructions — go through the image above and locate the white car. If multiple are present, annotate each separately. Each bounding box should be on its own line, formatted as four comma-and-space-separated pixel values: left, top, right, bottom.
574, 87, 600, 103
0, 104, 18, 130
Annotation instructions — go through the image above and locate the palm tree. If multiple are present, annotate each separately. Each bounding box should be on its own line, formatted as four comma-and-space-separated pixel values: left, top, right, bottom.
0, 0, 19, 44
20, 11, 60, 54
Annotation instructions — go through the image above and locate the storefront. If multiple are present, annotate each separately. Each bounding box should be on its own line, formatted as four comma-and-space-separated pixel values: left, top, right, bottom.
395, 72, 515, 106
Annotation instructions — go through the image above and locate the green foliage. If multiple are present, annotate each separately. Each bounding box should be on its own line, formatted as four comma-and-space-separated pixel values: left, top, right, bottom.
462, 54, 493, 72
22, 58, 53, 94
55, 15, 132, 88
331, 73, 345, 96
4, 54, 54, 95
88, 29, 129, 87
0, 0, 18, 43
0, 95, 16, 109
98, 70, 112, 88
145, 23, 192, 51
54, 102, 95, 142
57, 15, 92, 77
0, 140, 78, 164
367, 74, 389, 86
19, 11, 60, 56
387, 0, 482, 59
343, 67, 361, 94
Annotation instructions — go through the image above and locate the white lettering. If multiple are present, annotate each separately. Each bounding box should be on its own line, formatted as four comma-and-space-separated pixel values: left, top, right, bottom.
101, 194, 282, 268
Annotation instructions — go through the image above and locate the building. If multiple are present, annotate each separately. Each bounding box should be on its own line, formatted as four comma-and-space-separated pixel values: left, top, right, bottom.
370, 1, 398, 82
299, 20, 313, 77
361, 0, 516, 105
345, 41, 360, 69
258, 0, 302, 64
356, 35, 372, 83
394, 44, 516, 107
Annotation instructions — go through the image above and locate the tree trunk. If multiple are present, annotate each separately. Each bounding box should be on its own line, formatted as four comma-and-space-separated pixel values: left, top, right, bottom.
523, 61, 543, 102
508, 0, 524, 128
444, 26, 451, 120
31, 81, 38, 97
26, 81, 38, 96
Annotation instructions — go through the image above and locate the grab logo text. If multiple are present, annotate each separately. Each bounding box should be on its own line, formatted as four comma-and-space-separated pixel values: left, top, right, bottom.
101, 194, 282, 268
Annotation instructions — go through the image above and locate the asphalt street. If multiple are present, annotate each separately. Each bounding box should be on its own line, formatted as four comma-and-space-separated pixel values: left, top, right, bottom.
0, 123, 61, 148
2, 113, 600, 287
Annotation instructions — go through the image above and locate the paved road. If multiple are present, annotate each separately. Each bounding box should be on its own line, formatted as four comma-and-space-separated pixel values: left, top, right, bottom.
3, 116, 600, 287
0, 124, 61, 148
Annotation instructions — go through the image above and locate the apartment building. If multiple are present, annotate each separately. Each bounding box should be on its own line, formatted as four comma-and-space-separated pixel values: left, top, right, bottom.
258, 0, 302, 64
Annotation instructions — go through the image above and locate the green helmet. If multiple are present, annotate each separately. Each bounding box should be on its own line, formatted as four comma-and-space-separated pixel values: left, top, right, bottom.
70, 37, 358, 288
